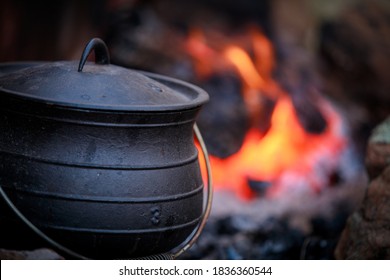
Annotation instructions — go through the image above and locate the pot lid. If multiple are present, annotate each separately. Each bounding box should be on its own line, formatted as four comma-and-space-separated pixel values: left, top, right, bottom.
0, 38, 208, 111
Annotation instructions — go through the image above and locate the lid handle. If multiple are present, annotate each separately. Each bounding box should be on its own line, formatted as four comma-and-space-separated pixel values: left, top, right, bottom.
78, 38, 110, 72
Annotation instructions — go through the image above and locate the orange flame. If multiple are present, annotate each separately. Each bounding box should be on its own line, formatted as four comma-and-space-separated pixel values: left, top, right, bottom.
188, 28, 347, 199
185, 29, 215, 78
224, 46, 265, 89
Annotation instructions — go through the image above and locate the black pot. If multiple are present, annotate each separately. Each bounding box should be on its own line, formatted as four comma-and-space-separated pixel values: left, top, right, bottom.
0, 39, 209, 259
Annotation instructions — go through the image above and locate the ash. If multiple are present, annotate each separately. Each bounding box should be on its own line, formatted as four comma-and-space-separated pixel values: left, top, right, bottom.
179, 175, 367, 260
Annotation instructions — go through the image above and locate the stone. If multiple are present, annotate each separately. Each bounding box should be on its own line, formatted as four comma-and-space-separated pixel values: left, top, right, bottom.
335, 117, 390, 259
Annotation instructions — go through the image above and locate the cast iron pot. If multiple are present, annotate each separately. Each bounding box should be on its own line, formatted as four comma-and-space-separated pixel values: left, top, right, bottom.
0, 39, 209, 259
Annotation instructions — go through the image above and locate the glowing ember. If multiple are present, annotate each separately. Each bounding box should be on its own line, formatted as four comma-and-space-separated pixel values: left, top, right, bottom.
188, 28, 348, 199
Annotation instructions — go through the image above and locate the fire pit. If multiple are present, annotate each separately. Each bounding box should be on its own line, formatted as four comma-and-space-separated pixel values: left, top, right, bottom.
102, 0, 376, 260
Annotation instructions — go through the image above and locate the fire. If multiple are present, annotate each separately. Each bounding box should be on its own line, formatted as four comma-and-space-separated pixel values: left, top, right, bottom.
187, 28, 347, 199
224, 46, 265, 89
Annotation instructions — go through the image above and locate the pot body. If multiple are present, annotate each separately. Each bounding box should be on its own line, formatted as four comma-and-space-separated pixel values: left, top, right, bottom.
0, 66, 204, 259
